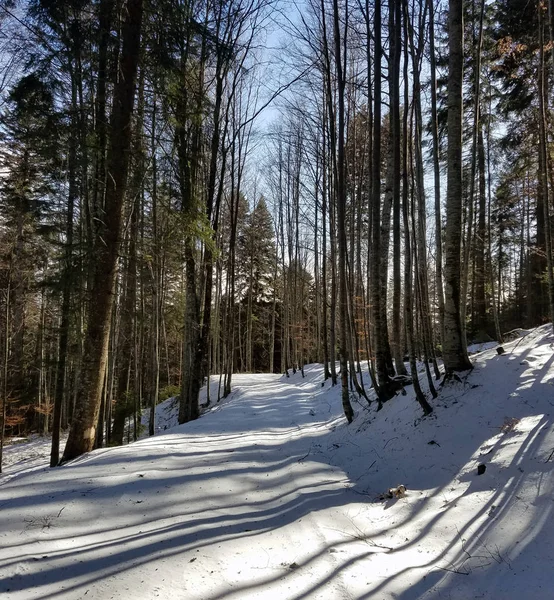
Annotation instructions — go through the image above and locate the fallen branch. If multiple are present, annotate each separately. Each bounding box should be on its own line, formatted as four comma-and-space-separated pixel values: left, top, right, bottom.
354, 460, 377, 481
436, 565, 469, 575
297, 449, 311, 462
383, 437, 399, 449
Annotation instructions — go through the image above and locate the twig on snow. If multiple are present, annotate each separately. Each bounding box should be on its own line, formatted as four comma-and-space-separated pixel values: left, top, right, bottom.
383, 437, 399, 449
297, 448, 311, 462
436, 564, 470, 575
354, 460, 377, 481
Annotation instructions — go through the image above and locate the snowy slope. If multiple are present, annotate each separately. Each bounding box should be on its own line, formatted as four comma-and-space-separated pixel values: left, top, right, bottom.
0, 325, 553, 599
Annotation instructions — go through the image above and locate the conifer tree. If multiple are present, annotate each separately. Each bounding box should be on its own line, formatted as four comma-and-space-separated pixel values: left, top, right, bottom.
62, 0, 144, 462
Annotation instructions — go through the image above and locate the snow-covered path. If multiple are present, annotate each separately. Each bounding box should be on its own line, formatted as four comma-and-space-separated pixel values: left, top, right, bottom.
0, 369, 373, 600
1, 326, 554, 600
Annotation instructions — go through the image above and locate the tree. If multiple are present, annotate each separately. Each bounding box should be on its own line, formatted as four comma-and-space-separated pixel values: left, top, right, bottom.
0, 73, 61, 469
493, 0, 552, 327
443, 0, 472, 373
332, 0, 354, 422
239, 197, 277, 372
62, 0, 144, 462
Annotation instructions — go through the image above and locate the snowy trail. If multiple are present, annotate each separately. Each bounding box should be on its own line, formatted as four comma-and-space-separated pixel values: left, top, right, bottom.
1, 327, 554, 600
0, 369, 369, 600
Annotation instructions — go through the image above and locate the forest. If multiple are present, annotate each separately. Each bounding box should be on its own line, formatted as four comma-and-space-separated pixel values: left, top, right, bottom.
0, 0, 553, 470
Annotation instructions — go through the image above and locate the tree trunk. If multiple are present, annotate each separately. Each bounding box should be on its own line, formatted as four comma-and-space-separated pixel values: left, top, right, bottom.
372, 0, 394, 404
428, 0, 445, 347
51, 68, 78, 466
443, 0, 472, 373
538, 3, 554, 330
391, 0, 407, 377
62, 0, 143, 462
332, 0, 354, 422
474, 123, 488, 338
403, 150, 433, 416
148, 101, 160, 436
460, 0, 485, 343
0, 271, 11, 473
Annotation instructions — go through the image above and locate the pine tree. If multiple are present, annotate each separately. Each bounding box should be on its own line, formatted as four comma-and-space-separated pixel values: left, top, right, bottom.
240, 197, 277, 372
62, 0, 144, 462
0, 74, 61, 457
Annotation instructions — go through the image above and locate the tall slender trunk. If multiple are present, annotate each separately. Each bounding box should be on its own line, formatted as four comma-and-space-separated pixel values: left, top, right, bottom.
149, 97, 160, 436
474, 123, 488, 337
332, 0, 354, 422
486, 96, 502, 343
404, 152, 433, 416
428, 0, 445, 347
460, 0, 485, 343
51, 66, 78, 466
321, 122, 331, 380
372, 0, 394, 404
0, 271, 11, 473
89, 0, 115, 252
538, 3, 554, 330
391, 0, 407, 377
406, 2, 440, 383
62, 0, 144, 462
269, 247, 278, 373
443, 0, 472, 373
111, 68, 143, 445
314, 157, 322, 363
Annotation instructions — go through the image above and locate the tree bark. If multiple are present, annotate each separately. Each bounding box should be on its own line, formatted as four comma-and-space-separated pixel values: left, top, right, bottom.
391, 0, 407, 377
443, 0, 472, 373
372, 0, 395, 404
51, 65, 78, 466
428, 0, 445, 347
332, 0, 354, 422
538, 2, 554, 330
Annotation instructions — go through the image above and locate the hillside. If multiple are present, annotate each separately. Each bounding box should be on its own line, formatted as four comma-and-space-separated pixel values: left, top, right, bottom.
0, 325, 553, 599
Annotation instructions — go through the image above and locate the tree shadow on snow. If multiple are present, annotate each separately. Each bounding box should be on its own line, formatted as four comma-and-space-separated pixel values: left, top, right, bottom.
0, 339, 553, 600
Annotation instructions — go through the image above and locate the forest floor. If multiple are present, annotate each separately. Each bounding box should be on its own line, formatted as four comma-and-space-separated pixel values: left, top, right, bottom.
1, 325, 554, 599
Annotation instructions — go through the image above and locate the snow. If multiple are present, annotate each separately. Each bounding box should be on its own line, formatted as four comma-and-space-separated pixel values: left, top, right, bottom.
1, 325, 553, 599
141, 375, 235, 435
466, 340, 498, 354
1, 434, 68, 485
